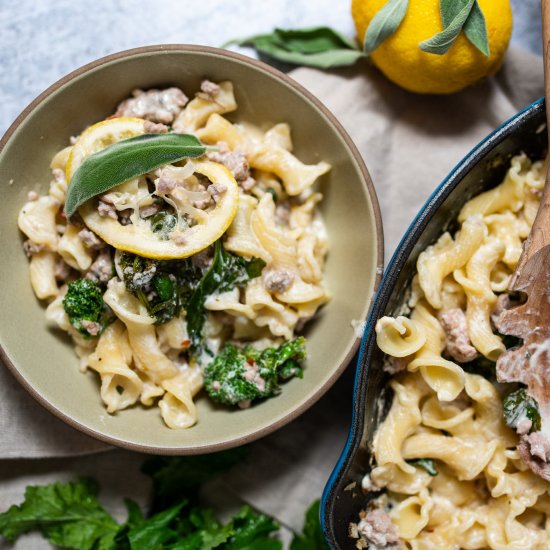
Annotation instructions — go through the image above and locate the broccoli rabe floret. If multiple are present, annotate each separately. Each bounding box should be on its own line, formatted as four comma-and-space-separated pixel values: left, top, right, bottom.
204, 337, 306, 407
503, 387, 541, 433
118, 252, 201, 325
62, 279, 111, 338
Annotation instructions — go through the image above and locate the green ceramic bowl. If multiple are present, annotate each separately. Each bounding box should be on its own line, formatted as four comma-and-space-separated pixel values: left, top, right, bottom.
0, 45, 383, 454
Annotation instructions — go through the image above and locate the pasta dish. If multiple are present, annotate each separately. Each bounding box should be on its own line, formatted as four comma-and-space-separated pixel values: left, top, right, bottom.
17, 80, 331, 429
350, 153, 550, 548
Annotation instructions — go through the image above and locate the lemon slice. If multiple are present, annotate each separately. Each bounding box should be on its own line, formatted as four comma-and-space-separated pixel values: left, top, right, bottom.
66, 117, 239, 260
66, 117, 147, 181
79, 160, 238, 259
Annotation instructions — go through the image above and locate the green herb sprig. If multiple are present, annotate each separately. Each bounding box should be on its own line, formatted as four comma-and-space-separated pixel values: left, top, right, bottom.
65, 133, 207, 218
0, 450, 328, 549
224, 27, 364, 68
419, 0, 489, 55
225, 0, 490, 69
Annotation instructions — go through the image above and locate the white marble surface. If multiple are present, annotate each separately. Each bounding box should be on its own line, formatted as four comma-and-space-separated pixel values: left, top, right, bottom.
0, 0, 542, 135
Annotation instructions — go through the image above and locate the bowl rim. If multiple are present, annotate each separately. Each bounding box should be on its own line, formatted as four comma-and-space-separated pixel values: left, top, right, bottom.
0, 43, 384, 454
320, 97, 546, 547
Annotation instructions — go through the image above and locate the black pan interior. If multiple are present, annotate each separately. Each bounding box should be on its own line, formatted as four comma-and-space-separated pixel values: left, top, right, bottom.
322, 99, 547, 549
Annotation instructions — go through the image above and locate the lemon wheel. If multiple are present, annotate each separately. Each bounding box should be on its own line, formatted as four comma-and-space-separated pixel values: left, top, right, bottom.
66, 117, 148, 181
67, 117, 239, 260
79, 160, 238, 259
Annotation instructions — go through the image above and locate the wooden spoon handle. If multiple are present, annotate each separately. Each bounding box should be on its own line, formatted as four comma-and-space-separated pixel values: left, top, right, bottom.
509, 0, 550, 290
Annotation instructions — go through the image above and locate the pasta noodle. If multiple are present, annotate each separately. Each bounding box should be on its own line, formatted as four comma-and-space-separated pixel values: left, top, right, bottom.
353, 153, 550, 550
18, 79, 330, 429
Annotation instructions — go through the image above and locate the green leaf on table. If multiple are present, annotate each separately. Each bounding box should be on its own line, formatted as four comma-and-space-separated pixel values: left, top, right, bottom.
439, 0, 489, 56
65, 133, 207, 218
126, 502, 184, 549
363, 0, 409, 55
0, 478, 119, 549
170, 507, 234, 549
225, 27, 364, 68
290, 500, 328, 549
142, 446, 249, 510
224, 506, 282, 549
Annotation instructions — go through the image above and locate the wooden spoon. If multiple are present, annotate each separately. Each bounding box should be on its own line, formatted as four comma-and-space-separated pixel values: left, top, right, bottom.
495, 0, 550, 480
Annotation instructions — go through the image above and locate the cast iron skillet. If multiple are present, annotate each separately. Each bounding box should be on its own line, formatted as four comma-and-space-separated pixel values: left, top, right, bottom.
321, 98, 547, 548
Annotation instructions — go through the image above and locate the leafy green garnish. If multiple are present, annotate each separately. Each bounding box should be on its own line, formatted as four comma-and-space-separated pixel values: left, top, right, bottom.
0, 449, 327, 550
419, 0, 489, 56
363, 0, 409, 55
150, 211, 178, 240
62, 278, 113, 338
142, 448, 249, 512
119, 242, 264, 345
0, 478, 119, 548
406, 458, 438, 477
289, 500, 327, 550
225, 27, 364, 68
65, 133, 207, 218
186, 240, 266, 354
224, 506, 282, 549
0, 480, 283, 550
119, 252, 199, 326
446, 0, 489, 56
503, 388, 542, 433
204, 337, 306, 406
225, 0, 490, 69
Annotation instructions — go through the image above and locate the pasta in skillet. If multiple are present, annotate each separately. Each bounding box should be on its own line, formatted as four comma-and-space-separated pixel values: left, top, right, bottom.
18, 80, 331, 429
351, 153, 550, 549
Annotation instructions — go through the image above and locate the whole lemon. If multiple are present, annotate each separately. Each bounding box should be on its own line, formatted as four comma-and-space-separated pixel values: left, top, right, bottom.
351, 0, 512, 94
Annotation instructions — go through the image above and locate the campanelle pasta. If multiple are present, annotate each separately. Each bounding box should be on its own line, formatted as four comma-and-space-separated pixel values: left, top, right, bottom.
352, 153, 550, 549
17, 80, 331, 429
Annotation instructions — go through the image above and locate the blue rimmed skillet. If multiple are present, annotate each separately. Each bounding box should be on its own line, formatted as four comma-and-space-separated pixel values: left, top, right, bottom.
321, 98, 547, 548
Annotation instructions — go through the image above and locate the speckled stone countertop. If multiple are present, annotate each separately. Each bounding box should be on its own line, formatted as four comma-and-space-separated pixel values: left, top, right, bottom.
0, 0, 542, 135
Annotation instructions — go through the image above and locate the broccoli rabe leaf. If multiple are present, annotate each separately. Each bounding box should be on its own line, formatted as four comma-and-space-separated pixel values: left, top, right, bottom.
406, 458, 438, 477
0, 469, 322, 550
150, 211, 177, 240
186, 240, 266, 354
142, 447, 249, 511
290, 500, 327, 550
126, 502, 184, 549
119, 241, 264, 340
0, 477, 119, 549
503, 387, 541, 433
204, 337, 306, 406
118, 252, 202, 326
223, 506, 282, 550
62, 279, 113, 338
170, 508, 234, 549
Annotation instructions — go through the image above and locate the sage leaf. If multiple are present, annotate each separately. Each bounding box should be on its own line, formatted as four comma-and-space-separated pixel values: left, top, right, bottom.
65, 133, 206, 218
440, 0, 489, 56
463, 2, 490, 56
419, 0, 475, 55
273, 27, 358, 53
363, 0, 409, 55
440, 0, 469, 25
224, 27, 364, 68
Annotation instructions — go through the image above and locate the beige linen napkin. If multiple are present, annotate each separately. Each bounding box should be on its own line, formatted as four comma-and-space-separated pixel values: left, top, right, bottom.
0, 46, 544, 546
